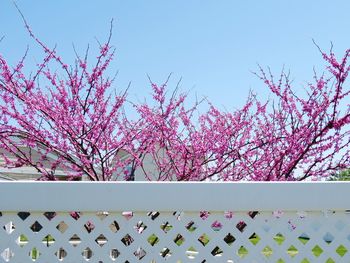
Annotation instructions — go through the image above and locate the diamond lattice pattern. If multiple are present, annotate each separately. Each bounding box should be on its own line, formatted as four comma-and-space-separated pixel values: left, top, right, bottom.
0, 210, 349, 262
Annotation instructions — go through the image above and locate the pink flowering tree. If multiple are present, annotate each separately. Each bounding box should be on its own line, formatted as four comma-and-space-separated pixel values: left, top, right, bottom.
135, 83, 259, 181
132, 47, 350, 181
245, 47, 350, 180
0, 16, 349, 181
0, 18, 139, 181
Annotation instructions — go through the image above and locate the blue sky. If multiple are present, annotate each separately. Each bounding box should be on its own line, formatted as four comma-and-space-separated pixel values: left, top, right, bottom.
1, 0, 350, 111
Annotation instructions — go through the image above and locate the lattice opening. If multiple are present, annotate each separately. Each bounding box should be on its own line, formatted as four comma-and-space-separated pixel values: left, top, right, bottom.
236, 221, 247, 232
336, 244, 348, 257
288, 220, 296, 231
161, 221, 173, 233
185, 221, 197, 232
172, 211, 183, 220
261, 246, 273, 258
211, 220, 223, 231
134, 220, 147, 234
237, 246, 248, 258
173, 233, 185, 246
121, 234, 134, 246
55, 248, 67, 261
134, 247, 147, 260
29, 247, 40, 261
224, 211, 234, 219
185, 247, 197, 259
311, 245, 323, 257
326, 258, 336, 263
110, 248, 120, 260
323, 232, 334, 243
273, 210, 284, 218
248, 211, 259, 219
16, 234, 28, 247
273, 233, 286, 245
43, 211, 57, 221
287, 245, 298, 258
42, 234, 55, 247
56, 221, 68, 233
224, 233, 236, 245
30, 221, 43, 232
148, 211, 160, 220
84, 221, 95, 233
95, 234, 108, 247
199, 211, 210, 220
1, 248, 14, 262
298, 232, 310, 244
160, 247, 172, 259
70, 211, 81, 220
198, 233, 210, 246
211, 246, 223, 257
109, 220, 120, 233
147, 234, 159, 246
82, 247, 93, 261
3, 221, 15, 234
122, 211, 133, 220
249, 232, 260, 245
297, 211, 308, 218
69, 234, 81, 247
17, 211, 30, 221
96, 211, 109, 220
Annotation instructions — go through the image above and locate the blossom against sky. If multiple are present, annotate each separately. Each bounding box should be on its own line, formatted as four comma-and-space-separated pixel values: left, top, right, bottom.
1, 0, 350, 109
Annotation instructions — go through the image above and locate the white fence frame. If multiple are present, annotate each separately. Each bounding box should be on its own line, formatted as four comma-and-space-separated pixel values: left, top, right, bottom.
1, 182, 350, 263
1, 181, 349, 212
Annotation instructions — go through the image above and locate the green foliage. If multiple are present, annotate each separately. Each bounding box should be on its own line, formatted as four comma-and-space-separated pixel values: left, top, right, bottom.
329, 169, 350, 181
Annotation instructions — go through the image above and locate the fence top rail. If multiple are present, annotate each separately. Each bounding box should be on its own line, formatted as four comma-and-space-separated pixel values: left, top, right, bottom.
0, 181, 349, 212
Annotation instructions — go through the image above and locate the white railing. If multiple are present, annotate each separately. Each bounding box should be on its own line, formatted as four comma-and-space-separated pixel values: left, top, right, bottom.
0, 182, 350, 262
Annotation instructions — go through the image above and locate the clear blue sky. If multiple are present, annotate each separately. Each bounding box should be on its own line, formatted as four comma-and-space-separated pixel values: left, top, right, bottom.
1, 0, 350, 110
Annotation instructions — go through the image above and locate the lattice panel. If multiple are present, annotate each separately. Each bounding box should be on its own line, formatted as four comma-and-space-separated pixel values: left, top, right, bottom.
1, 210, 350, 262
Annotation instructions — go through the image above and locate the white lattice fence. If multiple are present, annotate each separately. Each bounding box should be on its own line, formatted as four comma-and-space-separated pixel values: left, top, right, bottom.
0, 182, 350, 262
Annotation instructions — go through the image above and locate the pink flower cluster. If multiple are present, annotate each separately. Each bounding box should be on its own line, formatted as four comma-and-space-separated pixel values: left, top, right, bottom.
0, 22, 349, 181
